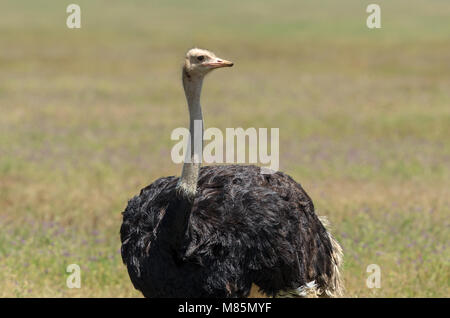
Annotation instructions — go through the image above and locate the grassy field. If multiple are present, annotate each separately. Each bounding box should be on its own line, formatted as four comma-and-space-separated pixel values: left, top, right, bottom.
0, 0, 449, 297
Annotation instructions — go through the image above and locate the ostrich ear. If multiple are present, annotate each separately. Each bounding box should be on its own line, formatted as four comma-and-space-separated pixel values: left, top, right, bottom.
182, 64, 191, 80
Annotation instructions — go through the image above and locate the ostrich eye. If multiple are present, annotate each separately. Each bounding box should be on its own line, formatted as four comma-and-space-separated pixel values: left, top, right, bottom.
197, 55, 205, 62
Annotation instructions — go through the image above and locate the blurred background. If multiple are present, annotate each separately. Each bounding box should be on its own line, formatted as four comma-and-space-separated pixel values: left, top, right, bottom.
0, 0, 449, 297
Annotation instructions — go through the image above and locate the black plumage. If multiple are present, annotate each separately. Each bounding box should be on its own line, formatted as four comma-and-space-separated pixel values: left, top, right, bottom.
120, 165, 342, 297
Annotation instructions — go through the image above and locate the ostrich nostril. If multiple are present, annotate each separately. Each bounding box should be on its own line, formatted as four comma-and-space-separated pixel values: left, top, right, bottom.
217, 59, 223, 62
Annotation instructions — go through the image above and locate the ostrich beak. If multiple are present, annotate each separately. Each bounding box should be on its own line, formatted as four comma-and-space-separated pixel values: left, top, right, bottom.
206, 58, 234, 68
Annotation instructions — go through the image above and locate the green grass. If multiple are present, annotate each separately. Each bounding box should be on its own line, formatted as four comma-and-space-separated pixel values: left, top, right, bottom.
0, 0, 449, 297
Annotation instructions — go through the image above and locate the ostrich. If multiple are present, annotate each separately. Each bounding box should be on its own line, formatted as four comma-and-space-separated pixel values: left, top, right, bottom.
120, 48, 343, 298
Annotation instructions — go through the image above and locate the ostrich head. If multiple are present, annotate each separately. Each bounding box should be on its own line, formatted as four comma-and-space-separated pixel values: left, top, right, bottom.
183, 48, 233, 78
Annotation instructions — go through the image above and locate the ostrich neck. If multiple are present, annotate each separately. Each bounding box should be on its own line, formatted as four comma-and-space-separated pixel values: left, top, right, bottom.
178, 71, 204, 199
